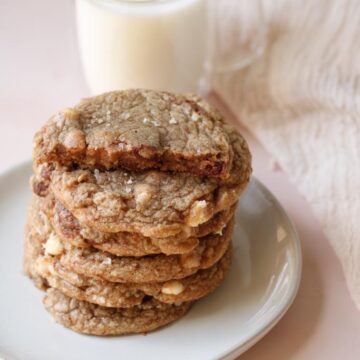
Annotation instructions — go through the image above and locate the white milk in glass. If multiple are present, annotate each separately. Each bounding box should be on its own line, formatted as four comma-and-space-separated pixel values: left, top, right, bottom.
76, 0, 206, 94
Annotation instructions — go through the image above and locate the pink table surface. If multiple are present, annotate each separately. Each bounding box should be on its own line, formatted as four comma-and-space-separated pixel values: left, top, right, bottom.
1, 1, 360, 359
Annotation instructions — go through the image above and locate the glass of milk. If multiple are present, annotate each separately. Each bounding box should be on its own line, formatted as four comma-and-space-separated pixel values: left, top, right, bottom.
76, 0, 266, 94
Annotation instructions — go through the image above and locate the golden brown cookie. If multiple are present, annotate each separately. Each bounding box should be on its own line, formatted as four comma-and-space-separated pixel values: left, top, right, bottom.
32, 125, 249, 238
33, 90, 236, 179
31, 108, 251, 238
29, 214, 233, 283
44, 288, 192, 336
24, 207, 231, 308
46, 167, 242, 237
35, 248, 231, 308
28, 193, 234, 284
35, 194, 236, 256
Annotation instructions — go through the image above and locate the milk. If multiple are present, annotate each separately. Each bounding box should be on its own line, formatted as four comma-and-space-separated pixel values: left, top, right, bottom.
76, 0, 206, 94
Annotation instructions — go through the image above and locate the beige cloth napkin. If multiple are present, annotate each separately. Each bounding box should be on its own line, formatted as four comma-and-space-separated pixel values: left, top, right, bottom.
211, 0, 360, 309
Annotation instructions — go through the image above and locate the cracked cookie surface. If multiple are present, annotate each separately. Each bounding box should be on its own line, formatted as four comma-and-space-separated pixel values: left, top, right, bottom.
44, 288, 192, 335
34, 194, 236, 256
30, 215, 233, 283
33, 90, 236, 178
32, 125, 250, 237
27, 227, 231, 308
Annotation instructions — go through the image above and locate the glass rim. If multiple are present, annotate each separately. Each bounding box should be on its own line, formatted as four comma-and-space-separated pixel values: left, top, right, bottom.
88, 0, 187, 6
81, 0, 197, 14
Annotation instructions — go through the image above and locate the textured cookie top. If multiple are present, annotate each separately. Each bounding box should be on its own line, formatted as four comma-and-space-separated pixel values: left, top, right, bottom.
33, 90, 235, 178
43, 288, 192, 336
32, 125, 251, 237
28, 200, 233, 284
26, 204, 231, 308
57, 219, 232, 284
35, 246, 231, 308
47, 196, 236, 256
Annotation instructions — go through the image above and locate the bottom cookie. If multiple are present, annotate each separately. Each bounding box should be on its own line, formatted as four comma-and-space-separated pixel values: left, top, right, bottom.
44, 288, 192, 336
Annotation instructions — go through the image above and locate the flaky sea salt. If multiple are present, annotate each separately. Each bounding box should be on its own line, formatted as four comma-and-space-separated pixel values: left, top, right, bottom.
101, 257, 112, 266
191, 112, 199, 121
152, 120, 160, 127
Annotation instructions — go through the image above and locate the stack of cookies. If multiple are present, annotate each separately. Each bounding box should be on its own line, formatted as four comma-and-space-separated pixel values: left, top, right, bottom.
24, 90, 252, 335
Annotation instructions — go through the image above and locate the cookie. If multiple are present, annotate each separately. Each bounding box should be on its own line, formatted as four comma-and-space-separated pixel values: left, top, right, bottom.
30, 212, 233, 284
35, 194, 235, 256
32, 126, 249, 238
44, 288, 192, 336
27, 201, 233, 283
31, 100, 251, 237
25, 211, 231, 308
33, 90, 236, 179
35, 247, 231, 308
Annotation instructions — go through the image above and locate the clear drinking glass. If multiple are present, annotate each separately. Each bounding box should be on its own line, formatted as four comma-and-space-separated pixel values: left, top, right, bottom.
76, 0, 266, 94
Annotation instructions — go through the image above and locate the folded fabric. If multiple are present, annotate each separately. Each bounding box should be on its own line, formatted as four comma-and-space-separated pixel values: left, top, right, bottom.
211, 0, 360, 309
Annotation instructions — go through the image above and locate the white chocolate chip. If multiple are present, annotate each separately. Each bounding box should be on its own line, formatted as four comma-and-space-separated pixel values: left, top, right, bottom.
35, 257, 51, 276
181, 253, 201, 268
195, 200, 206, 208
44, 233, 64, 256
169, 117, 177, 124
161, 281, 184, 295
188, 200, 209, 226
101, 257, 112, 266
135, 191, 151, 205
62, 129, 86, 150
134, 184, 154, 208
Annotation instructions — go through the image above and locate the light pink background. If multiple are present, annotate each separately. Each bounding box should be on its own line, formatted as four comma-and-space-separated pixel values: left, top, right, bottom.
1, 1, 360, 358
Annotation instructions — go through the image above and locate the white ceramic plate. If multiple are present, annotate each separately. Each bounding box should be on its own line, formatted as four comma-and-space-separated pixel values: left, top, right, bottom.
0, 162, 301, 360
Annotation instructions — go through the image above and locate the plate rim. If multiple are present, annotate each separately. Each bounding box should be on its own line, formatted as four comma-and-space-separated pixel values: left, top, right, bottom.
218, 178, 302, 360
0, 161, 302, 360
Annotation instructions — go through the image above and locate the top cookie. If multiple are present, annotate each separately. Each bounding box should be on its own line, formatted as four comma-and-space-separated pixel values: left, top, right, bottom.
32, 124, 251, 238
33, 90, 234, 179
